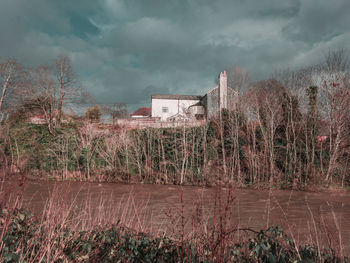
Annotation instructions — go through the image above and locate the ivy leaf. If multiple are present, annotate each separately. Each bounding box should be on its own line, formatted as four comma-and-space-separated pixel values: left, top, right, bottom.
19, 213, 25, 221
255, 245, 261, 255
269, 254, 277, 263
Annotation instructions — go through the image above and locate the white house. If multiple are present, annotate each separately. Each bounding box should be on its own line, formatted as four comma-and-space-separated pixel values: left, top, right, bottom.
151, 71, 236, 121
151, 94, 203, 121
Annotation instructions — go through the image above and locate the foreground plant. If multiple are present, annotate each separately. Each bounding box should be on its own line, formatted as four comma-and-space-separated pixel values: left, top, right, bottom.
0, 205, 346, 262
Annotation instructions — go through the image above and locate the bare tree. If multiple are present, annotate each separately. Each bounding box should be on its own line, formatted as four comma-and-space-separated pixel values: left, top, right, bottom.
226, 65, 249, 183
315, 49, 350, 182
272, 68, 310, 184
55, 55, 80, 124
0, 58, 25, 112
32, 66, 57, 126
7, 65, 59, 134
250, 79, 285, 181
100, 103, 129, 125
17, 56, 80, 127
227, 65, 249, 110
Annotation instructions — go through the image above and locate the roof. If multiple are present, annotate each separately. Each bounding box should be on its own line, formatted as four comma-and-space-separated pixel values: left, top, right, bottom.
131, 107, 151, 117
206, 86, 218, 95
152, 94, 202, 100
188, 101, 202, 107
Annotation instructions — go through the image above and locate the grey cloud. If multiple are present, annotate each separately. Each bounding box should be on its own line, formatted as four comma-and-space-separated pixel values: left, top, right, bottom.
282, 0, 350, 43
110, 17, 189, 53
0, 0, 349, 112
69, 14, 100, 39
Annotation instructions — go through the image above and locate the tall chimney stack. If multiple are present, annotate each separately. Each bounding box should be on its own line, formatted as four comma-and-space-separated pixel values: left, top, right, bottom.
219, 70, 227, 110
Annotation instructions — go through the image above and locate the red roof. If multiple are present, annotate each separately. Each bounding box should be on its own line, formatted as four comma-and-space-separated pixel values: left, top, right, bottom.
131, 107, 151, 117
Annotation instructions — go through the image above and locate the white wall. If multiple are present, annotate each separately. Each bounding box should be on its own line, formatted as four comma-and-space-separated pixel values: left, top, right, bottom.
152, 98, 200, 121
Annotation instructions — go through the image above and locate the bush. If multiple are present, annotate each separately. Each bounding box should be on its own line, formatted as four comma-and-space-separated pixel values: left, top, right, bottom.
85, 106, 101, 123
0, 206, 345, 262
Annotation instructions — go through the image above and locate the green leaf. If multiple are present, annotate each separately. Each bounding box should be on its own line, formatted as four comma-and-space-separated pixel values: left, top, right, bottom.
261, 243, 268, 251
269, 254, 277, 263
255, 245, 261, 255
19, 213, 25, 221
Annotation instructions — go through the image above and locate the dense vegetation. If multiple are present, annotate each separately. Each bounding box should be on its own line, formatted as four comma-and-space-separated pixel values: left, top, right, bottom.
0, 99, 349, 190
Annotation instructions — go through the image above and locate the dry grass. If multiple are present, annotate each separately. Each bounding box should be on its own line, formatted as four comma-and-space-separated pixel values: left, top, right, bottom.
0, 180, 348, 261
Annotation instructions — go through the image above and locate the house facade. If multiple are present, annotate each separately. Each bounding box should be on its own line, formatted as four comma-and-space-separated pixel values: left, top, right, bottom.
151, 94, 203, 121
151, 71, 237, 121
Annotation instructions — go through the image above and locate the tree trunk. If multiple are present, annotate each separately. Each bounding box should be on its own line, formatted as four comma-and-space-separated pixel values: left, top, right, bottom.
0, 75, 11, 112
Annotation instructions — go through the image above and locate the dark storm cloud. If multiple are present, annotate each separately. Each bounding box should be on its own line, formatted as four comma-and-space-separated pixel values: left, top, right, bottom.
282, 0, 350, 43
0, 0, 349, 111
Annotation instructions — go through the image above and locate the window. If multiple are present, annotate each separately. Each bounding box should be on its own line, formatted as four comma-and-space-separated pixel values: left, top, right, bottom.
162, 107, 169, 113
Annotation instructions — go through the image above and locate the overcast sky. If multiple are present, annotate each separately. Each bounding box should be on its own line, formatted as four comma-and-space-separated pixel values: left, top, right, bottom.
1, 0, 349, 111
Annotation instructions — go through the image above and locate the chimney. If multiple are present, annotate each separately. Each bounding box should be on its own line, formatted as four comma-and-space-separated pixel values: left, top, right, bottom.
219, 70, 227, 110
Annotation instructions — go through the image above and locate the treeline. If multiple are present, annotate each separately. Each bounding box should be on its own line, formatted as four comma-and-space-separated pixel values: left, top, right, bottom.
0, 55, 129, 127
1, 50, 350, 188
0, 56, 83, 131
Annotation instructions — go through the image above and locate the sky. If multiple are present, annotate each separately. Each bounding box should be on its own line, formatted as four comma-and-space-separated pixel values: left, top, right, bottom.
1, 0, 349, 112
